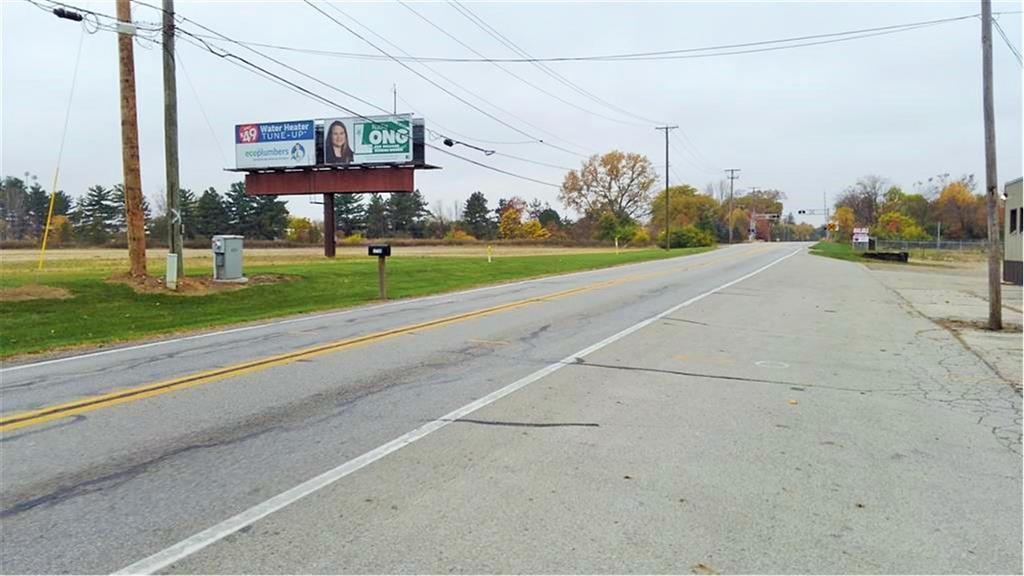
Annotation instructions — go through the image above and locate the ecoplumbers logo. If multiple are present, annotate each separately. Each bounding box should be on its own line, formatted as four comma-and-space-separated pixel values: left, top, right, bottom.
290, 143, 306, 162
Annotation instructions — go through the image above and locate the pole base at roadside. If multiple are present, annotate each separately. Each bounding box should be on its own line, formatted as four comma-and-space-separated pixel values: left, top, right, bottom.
165, 253, 178, 291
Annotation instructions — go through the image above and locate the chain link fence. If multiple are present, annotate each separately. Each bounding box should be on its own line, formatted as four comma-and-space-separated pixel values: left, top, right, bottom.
874, 239, 991, 252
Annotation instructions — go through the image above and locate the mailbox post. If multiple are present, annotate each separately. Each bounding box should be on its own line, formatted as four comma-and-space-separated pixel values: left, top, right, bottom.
368, 244, 391, 300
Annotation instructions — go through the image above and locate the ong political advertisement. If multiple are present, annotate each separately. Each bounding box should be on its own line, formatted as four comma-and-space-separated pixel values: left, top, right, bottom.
320, 114, 413, 166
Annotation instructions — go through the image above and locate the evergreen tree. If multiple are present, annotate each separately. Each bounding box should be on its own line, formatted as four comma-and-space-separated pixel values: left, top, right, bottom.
537, 208, 561, 229
111, 184, 152, 234
461, 191, 494, 239
194, 187, 230, 238
179, 188, 198, 239
225, 181, 257, 236
387, 190, 428, 237
0, 176, 30, 240
25, 182, 50, 238
251, 194, 289, 239
73, 185, 119, 244
365, 193, 389, 238
334, 193, 366, 236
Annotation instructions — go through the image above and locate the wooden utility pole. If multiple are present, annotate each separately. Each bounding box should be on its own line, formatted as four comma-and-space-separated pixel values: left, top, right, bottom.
117, 0, 147, 277
655, 126, 677, 250
981, 0, 1002, 330
162, 0, 183, 276
725, 168, 741, 243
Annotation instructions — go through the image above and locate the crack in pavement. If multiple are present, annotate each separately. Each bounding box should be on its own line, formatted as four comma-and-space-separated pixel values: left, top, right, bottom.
566, 358, 898, 395
445, 418, 600, 428
0, 426, 279, 518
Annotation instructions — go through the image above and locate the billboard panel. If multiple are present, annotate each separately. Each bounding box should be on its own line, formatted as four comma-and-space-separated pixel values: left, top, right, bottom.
321, 114, 413, 166
235, 120, 315, 169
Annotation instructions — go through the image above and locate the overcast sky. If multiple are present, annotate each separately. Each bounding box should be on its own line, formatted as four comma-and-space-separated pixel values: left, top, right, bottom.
3, 0, 1022, 225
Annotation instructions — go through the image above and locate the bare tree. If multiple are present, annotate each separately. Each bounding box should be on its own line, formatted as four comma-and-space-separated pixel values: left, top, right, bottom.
836, 175, 887, 226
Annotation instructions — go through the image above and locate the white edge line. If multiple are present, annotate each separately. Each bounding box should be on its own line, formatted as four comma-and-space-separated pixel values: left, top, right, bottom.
113, 247, 800, 575
2, 247, 733, 373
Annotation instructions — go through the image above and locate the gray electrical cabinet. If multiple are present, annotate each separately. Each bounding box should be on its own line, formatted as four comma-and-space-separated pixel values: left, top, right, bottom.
212, 235, 246, 282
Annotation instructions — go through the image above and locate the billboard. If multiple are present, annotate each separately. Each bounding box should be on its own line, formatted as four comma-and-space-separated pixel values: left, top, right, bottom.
320, 114, 413, 166
235, 120, 315, 169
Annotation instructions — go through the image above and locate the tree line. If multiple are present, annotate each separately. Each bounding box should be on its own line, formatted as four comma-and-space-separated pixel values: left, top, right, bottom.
831, 174, 994, 241
5, 150, 833, 249
1, 175, 287, 245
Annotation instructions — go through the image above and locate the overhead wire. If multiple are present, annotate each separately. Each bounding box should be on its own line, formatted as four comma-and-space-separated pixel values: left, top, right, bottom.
992, 17, 1023, 65
397, 0, 645, 128
176, 50, 228, 166
171, 11, 1004, 63
38, 23, 87, 272
130, 0, 389, 121
427, 144, 561, 188
447, 1, 721, 172
307, 0, 592, 159
447, 0, 667, 127
128, 0, 578, 183
173, 32, 569, 185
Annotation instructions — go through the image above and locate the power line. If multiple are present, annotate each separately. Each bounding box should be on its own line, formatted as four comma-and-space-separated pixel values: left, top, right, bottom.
130, 0, 390, 121
398, 0, 647, 128
992, 17, 1023, 65
176, 50, 228, 166
305, 0, 591, 159
447, 1, 723, 173
132, 0, 577, 178
24, 0, 625, 192
323, 1, 593, 155
668, 136, 719, 176
671, 130, 718, 173
427, 144, 561, 188
174, 33, 567, 186
179, 11, 995, 63
448, 1, 666, 126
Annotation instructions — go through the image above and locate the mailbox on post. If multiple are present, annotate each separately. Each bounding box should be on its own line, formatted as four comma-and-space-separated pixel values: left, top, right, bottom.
368, 244, 391, 299
368, 245, 391, 257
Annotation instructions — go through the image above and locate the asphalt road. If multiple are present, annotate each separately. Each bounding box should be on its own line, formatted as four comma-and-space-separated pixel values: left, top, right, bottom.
1, 243, 1020, 574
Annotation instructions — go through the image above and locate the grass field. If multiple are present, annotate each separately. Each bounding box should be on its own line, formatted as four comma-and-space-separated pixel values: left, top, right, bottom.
809, 240, 981, 267
809, 241, 863, 262
0, 245, 712, 359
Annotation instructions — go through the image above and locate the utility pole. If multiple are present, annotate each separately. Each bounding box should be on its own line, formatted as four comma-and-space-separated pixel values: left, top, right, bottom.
162, 0, 183, 279
117, 0, 147, 277
725, 169, 740, 243
655, 125, 677, 250
392, 83, 397, 114
823, 189, 830, 241
981, 0, 1002, 330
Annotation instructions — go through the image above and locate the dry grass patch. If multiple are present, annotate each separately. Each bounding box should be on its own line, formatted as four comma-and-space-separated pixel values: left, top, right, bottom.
107, 273, 295, 296
0, 284, 73, 302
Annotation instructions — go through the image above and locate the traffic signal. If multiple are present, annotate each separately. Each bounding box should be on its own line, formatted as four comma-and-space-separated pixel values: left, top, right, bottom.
798, 210, 806, 214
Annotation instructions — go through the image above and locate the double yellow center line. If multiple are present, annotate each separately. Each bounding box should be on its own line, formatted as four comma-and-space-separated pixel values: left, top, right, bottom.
0, 247, 768, 433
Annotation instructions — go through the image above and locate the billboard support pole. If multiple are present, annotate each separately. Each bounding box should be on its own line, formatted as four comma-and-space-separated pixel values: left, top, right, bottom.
323, 193, 336, 258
